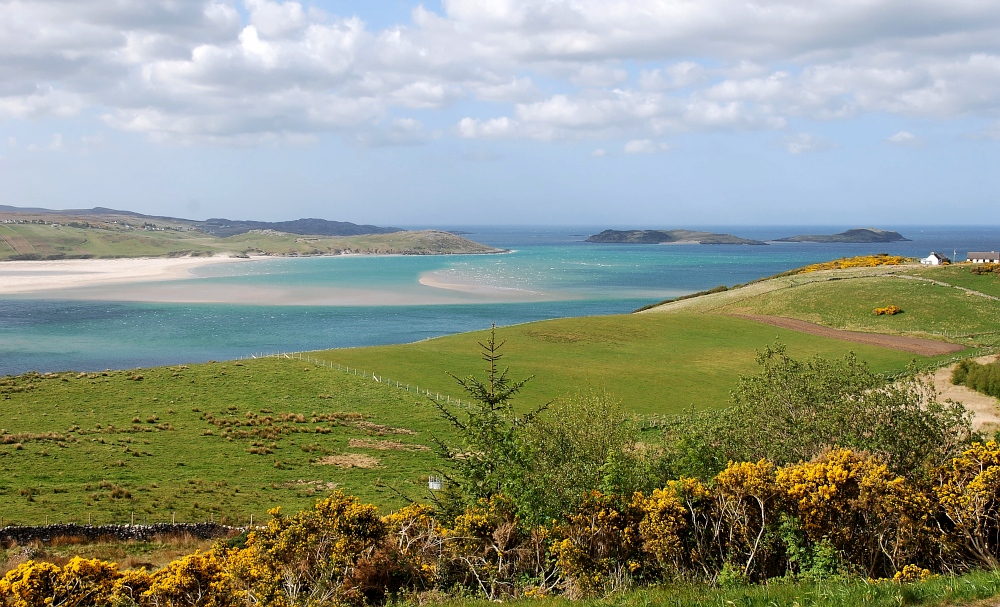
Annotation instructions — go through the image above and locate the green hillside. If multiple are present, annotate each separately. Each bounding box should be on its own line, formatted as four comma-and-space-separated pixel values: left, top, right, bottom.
646, 263, 1000, 347
310, 313, 933, 416
0, 221, 500, 260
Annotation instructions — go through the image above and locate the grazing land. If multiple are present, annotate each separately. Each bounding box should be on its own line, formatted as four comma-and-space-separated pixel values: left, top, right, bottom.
647, 263, 1000, 348
0, 358, 450, 525
309, 313, 932, 417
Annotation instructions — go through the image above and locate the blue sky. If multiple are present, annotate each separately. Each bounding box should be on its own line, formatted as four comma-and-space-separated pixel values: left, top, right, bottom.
1, 0, 999, 226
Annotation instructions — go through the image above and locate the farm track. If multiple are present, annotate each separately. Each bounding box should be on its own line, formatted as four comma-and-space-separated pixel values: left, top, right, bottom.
732, 314, 967, 356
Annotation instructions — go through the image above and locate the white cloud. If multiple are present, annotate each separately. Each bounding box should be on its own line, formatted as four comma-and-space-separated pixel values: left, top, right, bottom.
623, 139, 670, 154
27, 133, 65, 152
2, 0, 1000, 145
782, 132, 827, 154
591, 148, 607, 157
886, 130, 922, 146
458, 116, 518, 138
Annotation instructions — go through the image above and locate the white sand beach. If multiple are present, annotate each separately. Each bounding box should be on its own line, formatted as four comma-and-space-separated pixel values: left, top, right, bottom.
0, 257, 563, 306
0, 256, 251, 295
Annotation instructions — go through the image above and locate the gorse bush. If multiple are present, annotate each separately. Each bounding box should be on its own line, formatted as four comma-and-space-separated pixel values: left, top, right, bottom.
952, 358, 1000, 399
8, 445, 1000, 605
873, 305, 902, 315
970, 263, 1000, 275
797, 254, 908, 273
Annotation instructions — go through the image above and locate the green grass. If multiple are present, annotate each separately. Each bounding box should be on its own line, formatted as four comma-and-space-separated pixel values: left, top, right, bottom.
0, 358, 452, 525
712, 275, 1000, 346
904, 264, 1000, 299
428, 570, 1000, 607
311, 313, 940, 416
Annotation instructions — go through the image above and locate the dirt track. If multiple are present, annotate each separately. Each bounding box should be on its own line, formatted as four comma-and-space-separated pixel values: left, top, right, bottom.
732, 314, 967, 356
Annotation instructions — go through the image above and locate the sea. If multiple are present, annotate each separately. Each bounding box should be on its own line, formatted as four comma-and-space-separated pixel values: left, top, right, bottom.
1, 225, 997, 376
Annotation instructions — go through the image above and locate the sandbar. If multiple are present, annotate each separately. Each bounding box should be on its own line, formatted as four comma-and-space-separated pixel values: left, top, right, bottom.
0, 258, 566, 306
0, 256, 250, 295
418, 272, 566, 301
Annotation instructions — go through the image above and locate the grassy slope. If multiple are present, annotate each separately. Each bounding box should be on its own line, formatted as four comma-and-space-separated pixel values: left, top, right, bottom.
0, 358, 450, 524
0, 223, 499, 259
312, 313, 935, 416
644, 264, 1000, 347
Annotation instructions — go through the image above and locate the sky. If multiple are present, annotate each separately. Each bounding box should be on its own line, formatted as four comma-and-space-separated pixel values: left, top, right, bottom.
1, 0, 999, 226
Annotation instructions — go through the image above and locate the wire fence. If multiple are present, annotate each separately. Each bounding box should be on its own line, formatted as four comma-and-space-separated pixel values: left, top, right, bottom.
237, 351, 469, 408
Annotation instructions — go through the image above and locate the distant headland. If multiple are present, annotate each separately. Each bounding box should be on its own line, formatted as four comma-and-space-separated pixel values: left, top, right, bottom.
774, 228, 910, 243
585, 229, 767, 245
0, 205, 504, 260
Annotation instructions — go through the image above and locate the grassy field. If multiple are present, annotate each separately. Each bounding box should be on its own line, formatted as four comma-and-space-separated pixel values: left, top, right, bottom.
311, 313, 943, 417
645, 263, 1000, 348
434, 570, 1000, 607
0, 357, 451, 525
0, 222, 499, 260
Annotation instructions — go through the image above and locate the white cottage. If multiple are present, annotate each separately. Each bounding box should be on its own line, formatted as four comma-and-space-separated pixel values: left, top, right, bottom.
968, 251, 1000, 263
921, 252, 950, 266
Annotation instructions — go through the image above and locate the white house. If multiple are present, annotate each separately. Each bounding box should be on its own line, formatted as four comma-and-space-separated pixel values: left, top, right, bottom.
921, 252, 950, 265
968, 251, 1000, 263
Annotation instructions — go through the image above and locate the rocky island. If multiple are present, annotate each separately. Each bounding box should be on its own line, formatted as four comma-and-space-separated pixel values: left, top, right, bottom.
585, 229, 767, 245
774, 228, 910, 243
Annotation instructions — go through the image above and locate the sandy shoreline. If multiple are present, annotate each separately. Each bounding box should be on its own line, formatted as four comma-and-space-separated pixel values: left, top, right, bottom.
0, 257, 562, 306
0, 256, 251, 295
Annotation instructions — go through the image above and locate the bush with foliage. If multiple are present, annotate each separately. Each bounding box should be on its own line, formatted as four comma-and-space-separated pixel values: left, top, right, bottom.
659, 344, 975, 480
952, 358, 1000, 399
873, 305, 902, 315
797, 254, 908, 274
970, 263, 1000, 275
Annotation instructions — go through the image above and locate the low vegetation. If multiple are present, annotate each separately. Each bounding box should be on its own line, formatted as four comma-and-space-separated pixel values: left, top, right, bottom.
873, 305, 902, 315
792, 254, 910, 274
952, 357, 1000, 399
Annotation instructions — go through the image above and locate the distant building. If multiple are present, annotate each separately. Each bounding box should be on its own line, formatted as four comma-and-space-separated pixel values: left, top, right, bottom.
968, 251, 1000, 263
921, 252, 950, 265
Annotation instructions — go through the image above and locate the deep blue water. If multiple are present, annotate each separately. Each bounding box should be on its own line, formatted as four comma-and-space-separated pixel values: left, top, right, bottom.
1, 225, 997, 375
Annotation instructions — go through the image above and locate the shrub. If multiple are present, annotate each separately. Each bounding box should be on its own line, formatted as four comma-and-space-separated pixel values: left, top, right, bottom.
661, 344, 975, 479
797, 255, 908, 273
873, 305, 902, 315
970, 263, 1000, 275
951, 359, 1000, 399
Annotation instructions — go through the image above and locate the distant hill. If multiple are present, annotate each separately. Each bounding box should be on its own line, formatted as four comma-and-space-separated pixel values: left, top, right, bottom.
774, 228, 910, 243
0, 206, 498, 259
585, 229, 767, 245
0, 205, 400, 237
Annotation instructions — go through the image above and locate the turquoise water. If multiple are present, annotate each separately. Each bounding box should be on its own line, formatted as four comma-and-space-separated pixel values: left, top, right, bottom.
1, 225, 997, 374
